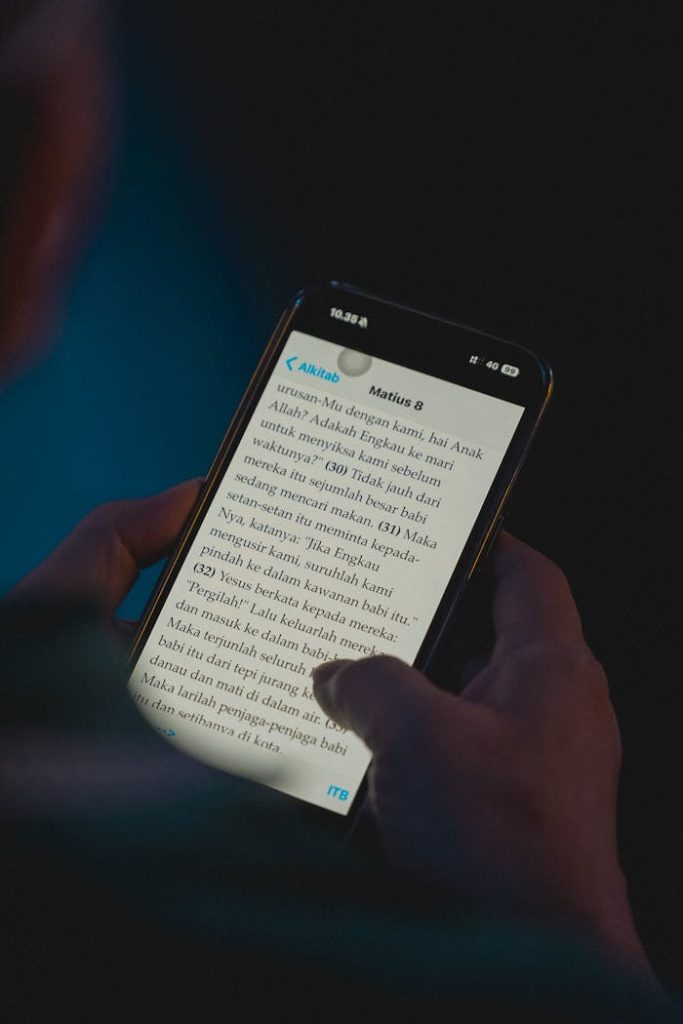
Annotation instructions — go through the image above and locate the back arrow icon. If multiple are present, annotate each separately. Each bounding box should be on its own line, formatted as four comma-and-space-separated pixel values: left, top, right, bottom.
285, 356, 298, 371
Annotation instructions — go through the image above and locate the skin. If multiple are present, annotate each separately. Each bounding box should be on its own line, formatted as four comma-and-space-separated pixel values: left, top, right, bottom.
9, 494, 656, 981
0, 0, 661, 997
10, 477, 203, 612
312, 533, 657, 980
2, 480, 209, 813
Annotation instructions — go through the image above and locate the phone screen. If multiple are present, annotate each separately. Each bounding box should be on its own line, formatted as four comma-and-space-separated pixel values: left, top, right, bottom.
129, 329, 524, 813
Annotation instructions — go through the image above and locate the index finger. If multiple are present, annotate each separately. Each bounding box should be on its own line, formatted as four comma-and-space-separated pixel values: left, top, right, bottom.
491, 532, 585, 654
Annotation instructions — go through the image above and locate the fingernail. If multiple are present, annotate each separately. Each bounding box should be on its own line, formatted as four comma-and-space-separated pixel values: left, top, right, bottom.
311, 659, 352, 687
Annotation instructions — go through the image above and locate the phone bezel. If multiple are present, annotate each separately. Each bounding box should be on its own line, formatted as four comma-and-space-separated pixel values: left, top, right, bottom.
129, 282, 553, 831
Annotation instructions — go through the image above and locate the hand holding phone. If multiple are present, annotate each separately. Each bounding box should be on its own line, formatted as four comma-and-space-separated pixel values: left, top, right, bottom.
7, 488, 657, 981
128, 284, 552, 820
310, 533, 657, 978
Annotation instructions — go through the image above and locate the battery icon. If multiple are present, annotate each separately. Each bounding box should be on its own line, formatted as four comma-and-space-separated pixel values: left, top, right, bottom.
501, 364, 520, 377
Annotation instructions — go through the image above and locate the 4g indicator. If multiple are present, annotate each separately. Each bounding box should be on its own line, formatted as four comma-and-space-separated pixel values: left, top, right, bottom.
469, 354, 520, 378
128, 283, 552, 820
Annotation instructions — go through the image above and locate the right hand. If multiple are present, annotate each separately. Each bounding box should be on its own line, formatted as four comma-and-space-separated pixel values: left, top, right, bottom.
312, 533, 654, 977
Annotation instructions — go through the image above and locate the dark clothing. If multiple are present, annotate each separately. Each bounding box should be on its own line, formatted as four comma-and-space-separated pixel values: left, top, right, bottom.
1, 603, 679, 1022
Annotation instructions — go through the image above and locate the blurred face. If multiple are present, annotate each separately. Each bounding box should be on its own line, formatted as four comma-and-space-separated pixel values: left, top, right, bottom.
0, 0, 114, 382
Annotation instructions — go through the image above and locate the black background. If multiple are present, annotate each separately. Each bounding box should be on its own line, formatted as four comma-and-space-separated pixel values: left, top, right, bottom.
129, 4, 680, 981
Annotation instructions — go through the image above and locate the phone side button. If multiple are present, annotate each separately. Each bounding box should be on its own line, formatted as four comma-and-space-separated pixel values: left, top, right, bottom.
469, 515, 505, 578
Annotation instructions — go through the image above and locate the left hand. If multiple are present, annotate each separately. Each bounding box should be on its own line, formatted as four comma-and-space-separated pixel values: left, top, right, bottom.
1, 479, 205, 815
10, 478, 201, 631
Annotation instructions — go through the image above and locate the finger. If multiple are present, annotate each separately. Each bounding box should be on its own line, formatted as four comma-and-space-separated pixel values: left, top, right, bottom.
115, 618, 138, 647
12, 479, 202, 612
490, 531, 585, 655
311, 655, 441, 755
460, 651, 491, 687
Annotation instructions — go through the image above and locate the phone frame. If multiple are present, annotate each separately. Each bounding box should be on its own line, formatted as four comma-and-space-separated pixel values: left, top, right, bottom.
129, 282, 553, 828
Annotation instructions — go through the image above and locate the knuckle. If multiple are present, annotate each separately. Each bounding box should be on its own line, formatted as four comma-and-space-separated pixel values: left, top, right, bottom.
505, 640, 613, 711
563, 645, 610, 701
519, 540, 571, 589
508, 639, 596, 676
533, 546, 568, 582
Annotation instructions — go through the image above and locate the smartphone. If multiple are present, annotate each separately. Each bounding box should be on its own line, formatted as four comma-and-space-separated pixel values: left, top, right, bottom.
128, 283, 552, 822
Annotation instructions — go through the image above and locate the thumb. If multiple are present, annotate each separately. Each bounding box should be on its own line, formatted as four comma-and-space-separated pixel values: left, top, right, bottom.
311, 655, 441, 755
11, 478, 202, 612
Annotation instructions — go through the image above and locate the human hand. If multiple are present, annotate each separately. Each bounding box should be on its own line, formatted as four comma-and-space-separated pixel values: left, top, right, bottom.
312, 533, 654, 976
1, 479, 205, 815
10, 478, 201, 631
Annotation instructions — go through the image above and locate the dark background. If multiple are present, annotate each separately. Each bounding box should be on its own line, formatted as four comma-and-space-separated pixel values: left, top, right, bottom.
139, 5, 680, 979
2, 2, 679, 984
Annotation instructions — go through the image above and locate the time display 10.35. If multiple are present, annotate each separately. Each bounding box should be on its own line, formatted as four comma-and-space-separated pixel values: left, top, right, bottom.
330, 306, 368, 328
